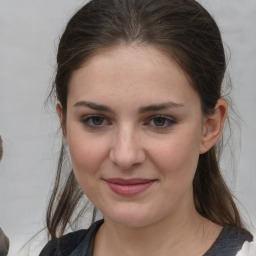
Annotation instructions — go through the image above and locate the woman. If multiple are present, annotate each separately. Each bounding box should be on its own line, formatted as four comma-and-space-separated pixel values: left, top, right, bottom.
40, 0, 254, 255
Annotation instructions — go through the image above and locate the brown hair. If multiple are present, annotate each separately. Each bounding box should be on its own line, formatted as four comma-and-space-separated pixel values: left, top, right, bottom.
46, 0, 242, 239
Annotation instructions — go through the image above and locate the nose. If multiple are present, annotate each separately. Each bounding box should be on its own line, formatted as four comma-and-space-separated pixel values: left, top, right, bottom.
109, 126, 146, 170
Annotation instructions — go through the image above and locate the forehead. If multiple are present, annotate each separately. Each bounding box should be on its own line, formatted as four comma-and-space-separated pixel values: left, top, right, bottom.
68, 45, 199, 108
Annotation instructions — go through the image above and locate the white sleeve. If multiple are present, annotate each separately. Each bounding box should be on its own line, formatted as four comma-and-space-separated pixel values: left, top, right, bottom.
236, 239, 256, 256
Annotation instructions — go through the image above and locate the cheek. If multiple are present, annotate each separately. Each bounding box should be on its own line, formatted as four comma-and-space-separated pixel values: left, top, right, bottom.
149, 135, 201, 210
149, 130, 201, 180
67, 134, 108, 202
66, 130, 108, 178
69, 143, 98, 173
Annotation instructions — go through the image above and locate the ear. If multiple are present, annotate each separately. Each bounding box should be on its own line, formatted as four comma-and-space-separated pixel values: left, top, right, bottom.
56, 103, 67, 138
200, 98, 227, 154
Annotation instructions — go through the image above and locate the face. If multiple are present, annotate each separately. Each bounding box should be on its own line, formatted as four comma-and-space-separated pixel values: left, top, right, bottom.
62, 45, 207, 228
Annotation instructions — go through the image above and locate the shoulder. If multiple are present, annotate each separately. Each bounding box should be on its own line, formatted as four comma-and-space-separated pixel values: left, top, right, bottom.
220, 225, 253, 243
39, 219, 104, 256
39, 229, 88, 256
205, 225, 253, 256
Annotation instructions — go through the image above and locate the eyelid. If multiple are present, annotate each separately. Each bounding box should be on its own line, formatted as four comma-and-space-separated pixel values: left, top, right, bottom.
81, 114, 111, 128
80, 114, 177, 130
145, 114, 177, 129
146, 114, 176, 121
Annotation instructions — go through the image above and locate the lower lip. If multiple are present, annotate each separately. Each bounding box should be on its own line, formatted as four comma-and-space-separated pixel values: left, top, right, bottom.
105, 181, 155, 196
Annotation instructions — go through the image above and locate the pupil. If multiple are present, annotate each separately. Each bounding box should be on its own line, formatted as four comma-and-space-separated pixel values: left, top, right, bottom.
92, 116, 104, 125
154, 117, 166, 126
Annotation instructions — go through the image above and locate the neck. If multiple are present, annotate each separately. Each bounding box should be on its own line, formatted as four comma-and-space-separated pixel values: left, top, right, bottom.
94, 207, 221, 256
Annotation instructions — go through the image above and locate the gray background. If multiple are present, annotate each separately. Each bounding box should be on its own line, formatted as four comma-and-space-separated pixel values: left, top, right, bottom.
0, 0, 255, 255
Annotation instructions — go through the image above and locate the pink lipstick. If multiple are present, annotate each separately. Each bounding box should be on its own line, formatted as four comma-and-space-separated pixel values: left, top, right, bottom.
104, 178, 156, 196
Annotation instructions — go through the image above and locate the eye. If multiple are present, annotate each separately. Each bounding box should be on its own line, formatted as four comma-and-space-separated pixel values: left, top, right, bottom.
146, 115, 176, 129
81, 115, 110, 128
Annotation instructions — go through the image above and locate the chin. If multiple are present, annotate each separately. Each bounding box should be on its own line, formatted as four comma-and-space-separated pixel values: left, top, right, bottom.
102, 206, 159, 228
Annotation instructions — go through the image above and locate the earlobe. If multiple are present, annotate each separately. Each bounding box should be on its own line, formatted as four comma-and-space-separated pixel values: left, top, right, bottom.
56, 103, 66, 137
200, 98, 227, 154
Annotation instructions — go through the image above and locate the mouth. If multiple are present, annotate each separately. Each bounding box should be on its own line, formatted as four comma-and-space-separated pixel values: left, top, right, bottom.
103, 178, 157, 196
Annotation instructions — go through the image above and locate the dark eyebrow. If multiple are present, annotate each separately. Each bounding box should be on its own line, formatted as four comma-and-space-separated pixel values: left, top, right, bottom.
138, 102, 184, 113
73, 101, 184, 113
73, 101, 114, 113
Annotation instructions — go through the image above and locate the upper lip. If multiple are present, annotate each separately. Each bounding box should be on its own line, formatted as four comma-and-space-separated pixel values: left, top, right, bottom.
104, 178, 156, 185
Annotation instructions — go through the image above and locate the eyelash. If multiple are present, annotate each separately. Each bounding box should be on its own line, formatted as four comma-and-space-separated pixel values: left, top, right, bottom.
145, 115, 177, 130
81, 115, 111, 129
81, 114, 176, 130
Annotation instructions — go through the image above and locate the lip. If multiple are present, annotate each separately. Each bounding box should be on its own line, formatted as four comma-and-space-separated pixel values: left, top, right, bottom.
104, 178, 157, 196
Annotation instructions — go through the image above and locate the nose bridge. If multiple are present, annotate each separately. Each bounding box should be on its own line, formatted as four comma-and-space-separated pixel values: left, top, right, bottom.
110, 123, 145, 169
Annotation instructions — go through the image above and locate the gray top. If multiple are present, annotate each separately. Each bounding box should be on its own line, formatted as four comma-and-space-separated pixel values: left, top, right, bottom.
40, 220, 253, 256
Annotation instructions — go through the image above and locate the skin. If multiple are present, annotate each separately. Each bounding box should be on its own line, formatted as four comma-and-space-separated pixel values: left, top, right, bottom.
57, 45, 227, 256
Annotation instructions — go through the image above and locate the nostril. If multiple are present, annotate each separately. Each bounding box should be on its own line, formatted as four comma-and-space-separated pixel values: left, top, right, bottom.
109, 144, 145, 170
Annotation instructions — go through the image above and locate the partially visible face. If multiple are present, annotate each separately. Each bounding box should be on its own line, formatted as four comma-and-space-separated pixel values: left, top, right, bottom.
63, 45, 206, 227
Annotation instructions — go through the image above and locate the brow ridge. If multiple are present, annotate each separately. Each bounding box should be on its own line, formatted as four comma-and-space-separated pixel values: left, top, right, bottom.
73, 100, 184, 113
138, 102, 184, 113
73, 101, 114, 113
